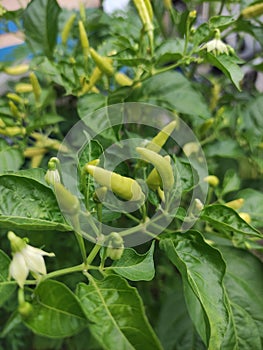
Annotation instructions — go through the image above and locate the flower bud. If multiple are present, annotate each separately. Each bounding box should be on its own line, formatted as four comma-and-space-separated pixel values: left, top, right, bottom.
106, 232, 124, 260
204, 175, 219, 187
45, 157, 61, 186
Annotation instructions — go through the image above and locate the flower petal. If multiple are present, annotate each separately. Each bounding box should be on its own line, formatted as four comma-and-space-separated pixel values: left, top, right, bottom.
23, 246, 47, 275
26, 245, 55, 257
9, 252, 29, 288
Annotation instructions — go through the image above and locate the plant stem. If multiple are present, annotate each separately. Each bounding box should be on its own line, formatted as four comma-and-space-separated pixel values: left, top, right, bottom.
41, 264, 84, 281
86, 243, 102, 266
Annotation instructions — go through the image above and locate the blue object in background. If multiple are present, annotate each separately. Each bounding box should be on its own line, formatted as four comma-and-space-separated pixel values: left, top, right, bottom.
0, 20, 19, 34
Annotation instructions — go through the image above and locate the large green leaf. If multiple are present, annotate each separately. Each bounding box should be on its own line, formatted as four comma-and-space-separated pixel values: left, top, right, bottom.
160, 231, 229, 349
221, 169, 241, 197
109, 242, 155, 281
135, 72, 210, 118
23, 280, 87, 338
0, 250, 16, 307
157, 274, 206, 350
201, 204, 262, 238
0, 139, 23, 173
77, 275, 163, 350
220, 246, 263, 342
0, 174, 70, 231
23, 0, 61, 57
204, 53, 244, 91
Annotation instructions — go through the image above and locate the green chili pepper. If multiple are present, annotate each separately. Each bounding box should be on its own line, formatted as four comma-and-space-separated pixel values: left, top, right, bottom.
54, 183, 80, 216
146, 121, 177, 153
61, 14, 76, 45
85, 164, 144, 201
89, 48, 114, 76
136, 147, 174, 190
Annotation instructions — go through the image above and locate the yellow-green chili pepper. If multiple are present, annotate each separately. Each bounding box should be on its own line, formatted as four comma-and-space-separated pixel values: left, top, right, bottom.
4, 64, 29, 75
15, 83, 33, 94
61, 14, 76, 45
54, 183, 80, 216
136, 147, 174, 190
89, 48, 114, 76
78, 20, 89, 56
146, 120, 177, 153
241, 3, 263, 19
225, 198, 244, 210
85, 164, 144, 201
29, 72, 41, 102
146, 155, 170, 190
7, 93, 26, 105
114, 72, 133, 86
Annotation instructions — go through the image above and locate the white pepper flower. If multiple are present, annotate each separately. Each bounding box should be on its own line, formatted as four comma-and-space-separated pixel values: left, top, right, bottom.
44, 157, 61, 185
8, 231, 55, 288
201, 29, 233, 56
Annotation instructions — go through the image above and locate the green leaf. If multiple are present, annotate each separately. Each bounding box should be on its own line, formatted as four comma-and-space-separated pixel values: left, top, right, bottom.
237, 188, 263, 227
157, 274, 206, 350
204, 53, 244, 91
221, 169, 241, 197
0, 174, 70, 231
176, 159, 198, 193
201, 204, 262, 238
77, 275, 163, 350
220, 246, 263, 337
209, 16, 236, 29
205, 139, 243, 158
23, 0, 61, 57
219, 246, 263, 348
155, 39, 184, 66
0, 250, 16, 307
0, 139, 23, 173
23, 280, 87, 338
160, 231, 229, 349
135, 72, 210, 118
109, 242, 155, 281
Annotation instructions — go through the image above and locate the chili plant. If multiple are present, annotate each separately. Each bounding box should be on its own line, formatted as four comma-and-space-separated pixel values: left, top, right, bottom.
0, 0, 263, 349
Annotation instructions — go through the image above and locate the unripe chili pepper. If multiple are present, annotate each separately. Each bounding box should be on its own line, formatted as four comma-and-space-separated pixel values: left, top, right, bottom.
114, 72, 133, 86
4, 64, 29, 75
79, 1, 86, 22
0, 118, 5, 128
85, 165, 144, 202
79, 67, 103, 95
78, 20, 89, 56
24, 147, 46, 158
238, 212, 251, 224
203, 175, 219, 187
7, 93, 26, 105
54, 183, 80, 216
15, 83, 33, 93
93, 186, 108, 203
241, 3, 263, 19
89, 48, 114, 76
61, 14, 76, 45
163, 0, 172, 10
29, 72, 41, 102
136, 147, 174, 190
18, 301, 33, 317
133, 0, 153, 27
9, 101, 22, 119
146, 121, 177, 153
0, 126, 26, 137
157, 186, 165, 202
225, 198, 244, 210
183, 142, 200, 157
146, 155, 170, 190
